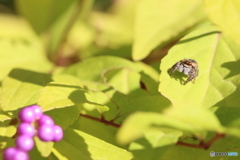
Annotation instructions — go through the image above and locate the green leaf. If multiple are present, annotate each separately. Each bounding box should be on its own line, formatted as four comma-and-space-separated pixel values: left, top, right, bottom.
130, 128, 183, 149
38, 82, 108, 113
102, 67, 143, 95
104, 69, 139, 92
117, 107, 224, 145
29, 147, 50, 160
66, 20, 95, 55
53, 128, 133, 160
132, 0, 206, 60
0, 15, 52, 81
204, 0, 240, 45
0, 123, 16, 149
117, 112, 185, 145
215, 107, 240, 127
139, 73, 159, 95
52, 74, 84, 87
159, 25, 240, 109
130, 135, 240, 160
115, 95, 172, 122
88, 88, 128, 120
0, 109, 11, 122
70, 116, 119, 146
15, 0, 78, 34
0, 123, 16, 138
86, 0, 139, 58
90, 11, 134, 47
215, 107, 240, 138
89, 87, 170, 124
80, 88, 118, 119
145, 129, 182, 148
135, 62, 160, 95
63, 56, 141, 81
1, 69, 52, 111
45, 106, 79, 129
163, 106, 224, 132
63, 56, 153, 99
34, 136, 54, 157
76, 72, 169, 123
135, 62, 159, 81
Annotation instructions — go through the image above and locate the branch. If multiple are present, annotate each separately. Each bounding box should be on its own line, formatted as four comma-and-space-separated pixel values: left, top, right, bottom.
176, 133, 225, 149
80, 114, 224, 150
79, 114, 121, 128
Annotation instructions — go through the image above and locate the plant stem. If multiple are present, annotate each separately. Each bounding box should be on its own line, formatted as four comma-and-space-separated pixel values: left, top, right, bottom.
80, 113, 225, 150
80, 114, 121, 128
176, 133, 225, 149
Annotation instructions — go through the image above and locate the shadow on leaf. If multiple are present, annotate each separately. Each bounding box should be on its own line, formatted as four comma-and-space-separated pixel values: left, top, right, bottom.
221, 60, 240, 79
178, 31, 220, 44
53, 128, 91, 160
8, 68, 52, 86
212, 59, 240, 108
168, 71, 188, 85
69, 89, 103, 106
215, 106, 240, 126
213, 88, 240, 108
129, 137, 170, 160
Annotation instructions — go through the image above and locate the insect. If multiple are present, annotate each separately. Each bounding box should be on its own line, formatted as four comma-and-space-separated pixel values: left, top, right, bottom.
167, 59, 199, 85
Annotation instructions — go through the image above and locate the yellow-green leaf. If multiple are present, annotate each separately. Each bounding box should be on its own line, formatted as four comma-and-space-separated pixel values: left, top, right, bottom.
159, 25, 240, 109
133, 0, 205, 60
204, 0, 240, 45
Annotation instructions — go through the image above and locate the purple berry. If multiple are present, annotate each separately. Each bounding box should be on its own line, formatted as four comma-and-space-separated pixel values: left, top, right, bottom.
17, 123, 35, 137
37, 115, 54, 126
18, 107, 35, 123
16, 135, 34, 151
52, 125, 63, 142
3, 147, 17, 160
38, 125, 54, 142
30, 105, 43, 119
3, 147, 29, 160
12, 150, 29, 160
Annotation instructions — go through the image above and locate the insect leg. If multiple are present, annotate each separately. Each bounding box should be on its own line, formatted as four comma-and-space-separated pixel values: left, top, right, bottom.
185, 72, 198, 84
192, 69, 199, 84
168, 62, 180, 76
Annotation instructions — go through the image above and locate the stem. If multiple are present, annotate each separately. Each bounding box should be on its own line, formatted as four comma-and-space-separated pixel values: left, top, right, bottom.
176, 141, 203, 149
80, 114, 225, 150
177, 133, 225, 149
9, 118, 18, 125
203, 133, 225, 149
80, 114, 121, 128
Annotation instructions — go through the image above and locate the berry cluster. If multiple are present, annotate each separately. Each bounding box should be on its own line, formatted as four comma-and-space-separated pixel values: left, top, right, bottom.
3, 105, 63, 160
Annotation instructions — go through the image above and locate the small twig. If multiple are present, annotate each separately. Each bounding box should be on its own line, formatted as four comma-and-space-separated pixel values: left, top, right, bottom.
203, 133, 225, 149
109, 112, 132, 122
176, 141, 203, 149
79, 114, 121, 128
176, 133, 225, 149
9, 118, 18, 125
